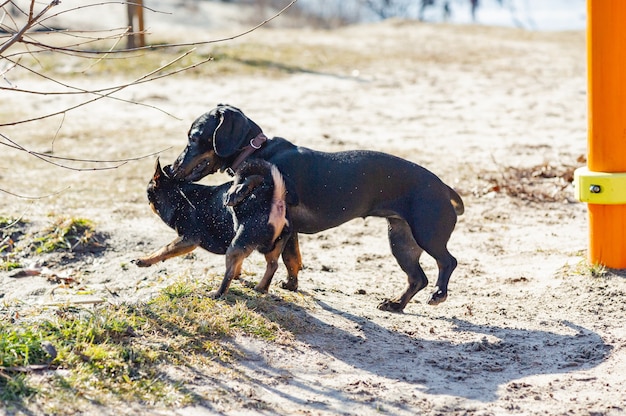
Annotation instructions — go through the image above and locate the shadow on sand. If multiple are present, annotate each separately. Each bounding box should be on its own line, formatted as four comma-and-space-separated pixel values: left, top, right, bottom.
223, 295, 611, 413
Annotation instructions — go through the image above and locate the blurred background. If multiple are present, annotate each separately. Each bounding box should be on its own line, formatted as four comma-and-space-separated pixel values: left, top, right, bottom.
184, 0, 587, 30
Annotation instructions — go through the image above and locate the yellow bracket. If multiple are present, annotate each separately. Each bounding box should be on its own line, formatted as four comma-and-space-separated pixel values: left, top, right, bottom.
574, 167, 626, 204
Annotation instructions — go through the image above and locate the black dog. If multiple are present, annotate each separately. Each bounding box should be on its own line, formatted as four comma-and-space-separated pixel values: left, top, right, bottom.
135, 158, 298, 297
223, 158, 294, 295
170, 104, 464, 312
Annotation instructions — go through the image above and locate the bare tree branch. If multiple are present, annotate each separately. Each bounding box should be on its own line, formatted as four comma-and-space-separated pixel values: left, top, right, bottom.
0, 184, 70, 200
0, 0, 299, 199
1, 1, 298, 127
0, 0, 60, 55
36, 1, 167, 26
1, 131, 171, 170
1, 55, 188, 120
5, 0, 299, 56
1, 48, 202, 126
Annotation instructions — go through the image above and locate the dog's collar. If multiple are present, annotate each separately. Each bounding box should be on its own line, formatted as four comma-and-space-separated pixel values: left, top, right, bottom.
226, 132, 268, 176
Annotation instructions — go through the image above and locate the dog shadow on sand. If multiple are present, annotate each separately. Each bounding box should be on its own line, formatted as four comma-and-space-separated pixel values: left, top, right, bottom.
224, 293, 611, 412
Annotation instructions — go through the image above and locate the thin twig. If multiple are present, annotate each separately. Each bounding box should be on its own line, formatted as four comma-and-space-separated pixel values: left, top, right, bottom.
37, 1, 167, 26
0, 184, 70, 199
0, 132, 171, 168
1, 56, 185, 119
42, 298, 105, 306
0, 132, 126, 170
0, 212, 27, 229
50, 111, 65, 153
9, 0, 299, 55
0, 49, 198, 126
3, 27, 131, 57
79, 27, 126, 73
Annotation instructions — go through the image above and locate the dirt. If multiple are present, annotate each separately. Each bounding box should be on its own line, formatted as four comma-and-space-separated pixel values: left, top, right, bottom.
2, 2, 626, 415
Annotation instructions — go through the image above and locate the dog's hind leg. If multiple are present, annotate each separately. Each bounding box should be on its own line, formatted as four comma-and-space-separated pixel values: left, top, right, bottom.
210, 245, 254, 299
426, 252, 457, 305
378, 217, 428, 313
280, 234, 303, 291
422, 241, 457, 305
255, 239, 288, 293
407, 203, 458, 306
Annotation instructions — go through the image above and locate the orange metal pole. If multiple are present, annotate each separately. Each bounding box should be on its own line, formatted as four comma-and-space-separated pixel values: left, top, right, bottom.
586, 0, 626, 268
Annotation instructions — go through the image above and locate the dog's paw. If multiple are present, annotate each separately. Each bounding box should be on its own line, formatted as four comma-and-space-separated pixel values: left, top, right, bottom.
377, 299, 405, 313
253, 284, 269, 294
207, 290, 224, 300
427, 289, 448, 306
281, 278, 298, 292
132, 258, 151, 268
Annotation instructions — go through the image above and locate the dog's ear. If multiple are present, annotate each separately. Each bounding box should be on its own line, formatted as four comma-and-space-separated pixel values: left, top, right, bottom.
213, 107, 250, 157
224, 175, 264, 207
213, 106, 264, 158
153, 157, 163, 180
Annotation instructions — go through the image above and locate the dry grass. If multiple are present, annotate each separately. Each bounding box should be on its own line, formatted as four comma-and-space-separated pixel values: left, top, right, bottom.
0, 274, 306, 412
473, 155, 586, 203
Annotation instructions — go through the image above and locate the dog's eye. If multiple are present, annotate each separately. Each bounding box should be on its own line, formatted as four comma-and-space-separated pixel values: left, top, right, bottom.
189, 130, 202, 145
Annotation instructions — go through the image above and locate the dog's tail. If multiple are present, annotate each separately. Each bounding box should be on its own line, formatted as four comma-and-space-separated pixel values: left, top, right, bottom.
448, 186, 465, 216
269, 164, 289, 242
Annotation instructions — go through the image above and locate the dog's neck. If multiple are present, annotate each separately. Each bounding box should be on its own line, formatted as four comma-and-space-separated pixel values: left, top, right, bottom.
227, 132, 268, 176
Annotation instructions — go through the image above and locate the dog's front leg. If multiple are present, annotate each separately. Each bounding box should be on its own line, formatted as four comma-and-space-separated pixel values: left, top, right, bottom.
134, 236, 199, 267
280, 234, 302, 291
209, 245, 253, 299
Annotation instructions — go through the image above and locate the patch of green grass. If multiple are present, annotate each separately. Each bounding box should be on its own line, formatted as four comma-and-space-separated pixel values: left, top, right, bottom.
558, 255, 611, 280
0, 217, 20, 228
160, 280, 194, 299
0, 260, 22, 271
1, 373, 37, 403
2, 216, 107, 270
0, 325, 51, 402
1, 277, 296, 412
572, 259, 608, 278
0, 216, 28, 255
587, 262, 608, 278
30, 217, 105, 254
0, 217, 30, 230
0, 326, 51, 368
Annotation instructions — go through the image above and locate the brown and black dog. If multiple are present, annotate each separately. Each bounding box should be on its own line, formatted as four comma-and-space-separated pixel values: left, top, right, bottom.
135, 158, 298, 298
169, 104, 464, 313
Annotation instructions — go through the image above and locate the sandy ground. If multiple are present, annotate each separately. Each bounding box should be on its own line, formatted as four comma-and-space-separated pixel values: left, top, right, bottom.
2, 2, 626, 415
